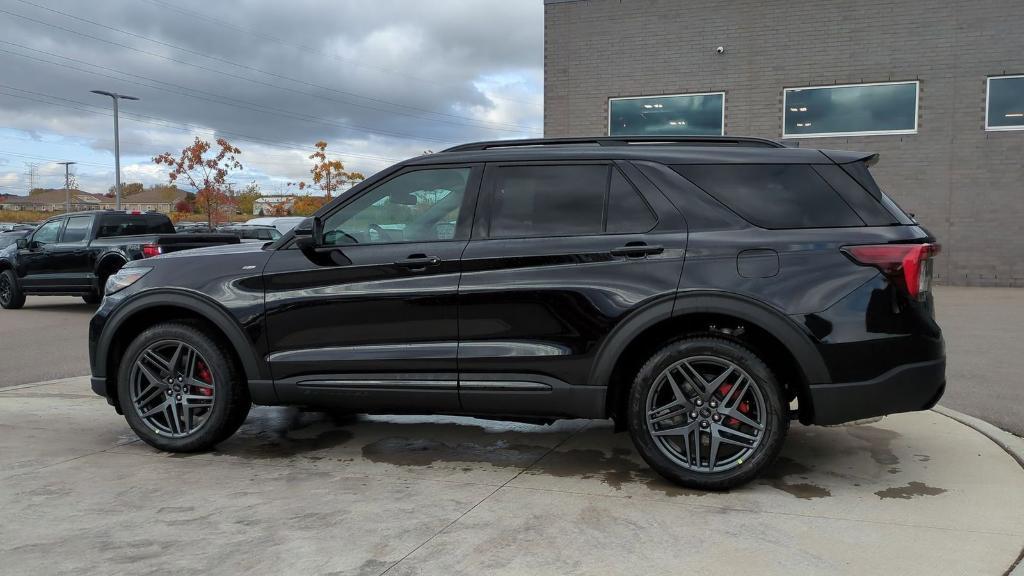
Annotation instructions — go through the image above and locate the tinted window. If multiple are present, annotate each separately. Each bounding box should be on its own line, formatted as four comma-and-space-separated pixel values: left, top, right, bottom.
986, 76, 1024, 130
812, 165, 896, 226
32, 219, 63, 245
783, 82, 918, 137
490, 165, 606, 238
609, 93, 724, 136
97, 214, 174, 237
323, 168, 469, 246
61, 215, 94, 243
840, 161, 914, 225
607, 169, 657, 233
673, 164, 864, 229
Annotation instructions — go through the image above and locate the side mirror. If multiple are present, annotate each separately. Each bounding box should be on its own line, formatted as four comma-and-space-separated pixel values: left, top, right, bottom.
293, 217, 321, 250
15, 238, 28, 250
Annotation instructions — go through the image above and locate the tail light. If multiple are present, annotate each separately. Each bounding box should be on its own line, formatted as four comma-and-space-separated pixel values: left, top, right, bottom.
842, 243, 940, 300
141, 244, 163, 258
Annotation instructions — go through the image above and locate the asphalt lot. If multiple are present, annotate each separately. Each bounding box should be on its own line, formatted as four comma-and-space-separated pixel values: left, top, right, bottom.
1, 287, 1021, 436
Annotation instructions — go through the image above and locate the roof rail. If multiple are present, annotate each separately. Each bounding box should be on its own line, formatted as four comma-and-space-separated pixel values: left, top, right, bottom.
442, 136, 784, 152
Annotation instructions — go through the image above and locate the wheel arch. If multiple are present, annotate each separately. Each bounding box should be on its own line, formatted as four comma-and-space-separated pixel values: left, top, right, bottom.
597, 291, 830, 427
94, 252, 129, 278
96, 290, 269, 409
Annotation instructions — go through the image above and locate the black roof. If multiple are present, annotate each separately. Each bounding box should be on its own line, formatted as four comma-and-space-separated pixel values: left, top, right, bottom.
402, 136, 875, 166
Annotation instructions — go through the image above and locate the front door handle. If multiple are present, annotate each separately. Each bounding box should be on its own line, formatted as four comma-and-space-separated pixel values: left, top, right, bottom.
610, 243, 664, 258
394, 255, 441, 269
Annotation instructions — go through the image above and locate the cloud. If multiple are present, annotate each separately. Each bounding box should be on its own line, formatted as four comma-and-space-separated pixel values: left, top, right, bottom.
0, 0, 543, 194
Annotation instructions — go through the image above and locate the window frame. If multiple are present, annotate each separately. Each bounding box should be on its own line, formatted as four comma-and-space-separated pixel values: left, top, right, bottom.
781, 80, 920, 139
59, 214, 95, 244
985, 74, 1024, 132
30, 217, 66, 246
317, 163, 482, 248
607, 91, 726, 137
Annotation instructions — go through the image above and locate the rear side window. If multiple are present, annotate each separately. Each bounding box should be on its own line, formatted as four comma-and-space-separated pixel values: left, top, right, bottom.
97, 214, 174, 237
490, 165, 607, 238
672, 164, 864, 229
61, 215, 94, 243
812, 165, 897, 226
488, 165, 657, 238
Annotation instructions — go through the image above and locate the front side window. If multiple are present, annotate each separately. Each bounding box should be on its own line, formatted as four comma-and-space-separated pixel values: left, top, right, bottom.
61, 215, 94, 244
322, 167, 470, 246
32, 219, 63, 245
783, 82, 918, 138
986, 75, 1024, 131
609, 93, 724, 136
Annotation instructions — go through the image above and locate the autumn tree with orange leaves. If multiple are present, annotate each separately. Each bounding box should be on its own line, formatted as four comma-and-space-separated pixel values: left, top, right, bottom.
292, 141, 364, 200
153, 137, 242, 227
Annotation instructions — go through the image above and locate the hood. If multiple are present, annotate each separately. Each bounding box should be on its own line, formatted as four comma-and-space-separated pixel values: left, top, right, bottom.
152, 241, 270, 259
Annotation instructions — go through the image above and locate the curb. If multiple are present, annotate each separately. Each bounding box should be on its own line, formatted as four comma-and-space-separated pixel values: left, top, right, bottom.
0, 375, 91, 392
933, 406, 1024, 576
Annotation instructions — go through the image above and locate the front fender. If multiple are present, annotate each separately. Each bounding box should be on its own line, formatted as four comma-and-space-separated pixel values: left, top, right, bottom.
92, 288, 270, 388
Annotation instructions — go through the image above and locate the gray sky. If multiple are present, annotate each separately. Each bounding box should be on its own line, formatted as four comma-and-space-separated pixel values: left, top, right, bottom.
0, 0, 543, 195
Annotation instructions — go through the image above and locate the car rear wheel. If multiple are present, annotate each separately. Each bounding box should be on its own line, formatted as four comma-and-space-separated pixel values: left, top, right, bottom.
628, 337, 788, 490
0, 269, 26, 309
117, 322, 251, 452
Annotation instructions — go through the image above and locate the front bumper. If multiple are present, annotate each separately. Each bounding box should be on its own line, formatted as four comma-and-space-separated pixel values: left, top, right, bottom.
808, 358, 946, 425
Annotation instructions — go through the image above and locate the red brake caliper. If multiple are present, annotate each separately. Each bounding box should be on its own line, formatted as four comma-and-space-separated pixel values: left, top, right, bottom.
716, 382, 750, 427
195, 360, 213, 396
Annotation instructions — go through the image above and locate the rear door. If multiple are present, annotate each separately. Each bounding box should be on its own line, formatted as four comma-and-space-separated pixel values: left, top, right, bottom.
457, 161, 687, 416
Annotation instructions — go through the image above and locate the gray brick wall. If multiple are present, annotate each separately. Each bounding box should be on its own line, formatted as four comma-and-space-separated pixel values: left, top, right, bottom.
544, 0, 1024, 286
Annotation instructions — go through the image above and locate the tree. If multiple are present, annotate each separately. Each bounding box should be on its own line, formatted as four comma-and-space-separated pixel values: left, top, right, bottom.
236, 181, 262, 215
173, 199, 192, 213
109, 182, 144, 197
291, 195, 329, 216
153, 138, 242, 227
300, 141, 364, 200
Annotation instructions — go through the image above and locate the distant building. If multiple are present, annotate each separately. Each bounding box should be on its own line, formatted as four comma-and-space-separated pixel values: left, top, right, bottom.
1, 187, 187, 214
253, 194, 296, 216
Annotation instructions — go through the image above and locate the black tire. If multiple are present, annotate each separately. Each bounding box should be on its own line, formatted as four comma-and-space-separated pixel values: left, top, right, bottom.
0, 269, 26, 309
117, 322, 251, 452
628, 337, 788, 491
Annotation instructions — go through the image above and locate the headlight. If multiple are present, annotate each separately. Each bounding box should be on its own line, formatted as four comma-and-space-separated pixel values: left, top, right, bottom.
105, 267, 152, 296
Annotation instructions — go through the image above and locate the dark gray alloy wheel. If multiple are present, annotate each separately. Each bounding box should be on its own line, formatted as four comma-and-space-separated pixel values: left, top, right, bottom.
644, 355, 766, 472
118, 322, 250, 452
628, 337, 787, 490
130, 340, 217, 438
0, 270, 25, 309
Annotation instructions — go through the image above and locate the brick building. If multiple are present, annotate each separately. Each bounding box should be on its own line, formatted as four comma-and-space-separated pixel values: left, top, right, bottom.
544, 0, 1024, 285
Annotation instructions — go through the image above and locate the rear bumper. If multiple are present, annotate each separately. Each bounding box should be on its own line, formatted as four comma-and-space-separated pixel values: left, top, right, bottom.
808, 358, 945, 425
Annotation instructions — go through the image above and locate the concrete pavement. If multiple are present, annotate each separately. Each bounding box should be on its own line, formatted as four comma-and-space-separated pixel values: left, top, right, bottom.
1, 377, 1021, 575
0, 296, 96, 387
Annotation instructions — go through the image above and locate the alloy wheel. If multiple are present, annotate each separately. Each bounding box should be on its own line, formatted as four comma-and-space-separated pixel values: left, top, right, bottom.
130, 340, 217, 438
0, 274, 10, 305
645, 355, 766, 473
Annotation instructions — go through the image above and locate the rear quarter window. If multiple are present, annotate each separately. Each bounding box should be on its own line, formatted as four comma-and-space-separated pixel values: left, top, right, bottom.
97, 214, 174, 237
672, 164, 864, 229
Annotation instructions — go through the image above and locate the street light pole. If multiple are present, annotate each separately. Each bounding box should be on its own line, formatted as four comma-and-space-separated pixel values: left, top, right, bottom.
56, 161, 76, 213
90, 90, 139, 211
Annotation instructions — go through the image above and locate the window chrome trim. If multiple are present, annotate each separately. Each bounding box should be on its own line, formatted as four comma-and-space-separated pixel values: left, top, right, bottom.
985, 74, 1024, 132
607, 91, 726, 136
781, 80, 919, 139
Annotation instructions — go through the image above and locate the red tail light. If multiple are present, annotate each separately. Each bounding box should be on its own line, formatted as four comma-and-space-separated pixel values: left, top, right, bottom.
842, 243, 940, 300
141, 244, 163, 258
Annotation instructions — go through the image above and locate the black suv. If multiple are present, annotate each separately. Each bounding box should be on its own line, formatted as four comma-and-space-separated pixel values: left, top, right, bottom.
88, 137, 944, 489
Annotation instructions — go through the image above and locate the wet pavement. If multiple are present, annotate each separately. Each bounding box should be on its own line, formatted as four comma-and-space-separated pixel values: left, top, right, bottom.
1, 377, 1022, 575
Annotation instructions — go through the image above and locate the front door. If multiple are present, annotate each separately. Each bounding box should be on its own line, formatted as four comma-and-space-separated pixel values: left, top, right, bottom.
457, 161, 687, 417
18, 217, 66, 290
263, 164, 481, 412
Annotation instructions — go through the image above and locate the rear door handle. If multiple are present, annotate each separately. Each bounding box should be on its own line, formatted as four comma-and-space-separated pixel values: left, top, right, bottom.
394, 255, 441, 269
610, 244, 664, 258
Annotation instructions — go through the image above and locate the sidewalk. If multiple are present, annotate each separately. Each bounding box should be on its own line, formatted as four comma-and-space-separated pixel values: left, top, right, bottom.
1, 377, 1022, 575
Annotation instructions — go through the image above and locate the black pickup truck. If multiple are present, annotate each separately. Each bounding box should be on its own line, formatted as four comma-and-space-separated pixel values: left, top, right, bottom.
0, 211, 238, 309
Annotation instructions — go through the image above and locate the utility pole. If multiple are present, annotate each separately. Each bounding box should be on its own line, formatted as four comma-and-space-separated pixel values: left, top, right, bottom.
57, 161, 77, 213
23, 162, 38, 193
90, 90, 139, 211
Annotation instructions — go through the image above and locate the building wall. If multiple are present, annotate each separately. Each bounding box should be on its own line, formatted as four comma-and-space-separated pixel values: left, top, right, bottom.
544, 0, 1024, 286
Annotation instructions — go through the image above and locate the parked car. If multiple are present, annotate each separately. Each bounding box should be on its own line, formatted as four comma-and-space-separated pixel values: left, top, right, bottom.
0, 211, 239, 308
244, 216, 307, 234
174, 222, 213, 233
216, 224, 282, 242
0, 229, 31, 251
0, 222, 19, 232
87, 136, 944, 490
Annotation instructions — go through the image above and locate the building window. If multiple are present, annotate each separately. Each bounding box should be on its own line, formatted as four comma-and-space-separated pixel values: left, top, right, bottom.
783, 81, 918, 138
608, 92, 724, 136
986, 75, 1024, 131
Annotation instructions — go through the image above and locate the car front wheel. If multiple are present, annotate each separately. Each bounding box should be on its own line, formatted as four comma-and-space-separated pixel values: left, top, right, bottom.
628, 337, 788, 490
0, 269, 26, 309
117, 322, 251, 452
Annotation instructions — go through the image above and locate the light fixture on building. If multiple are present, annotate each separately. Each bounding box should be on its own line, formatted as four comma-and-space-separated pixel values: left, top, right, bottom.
789, 107, 799, 112
799, 107, 807, 112
1006, 112, 1024, 118
668, 120, 687, 126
